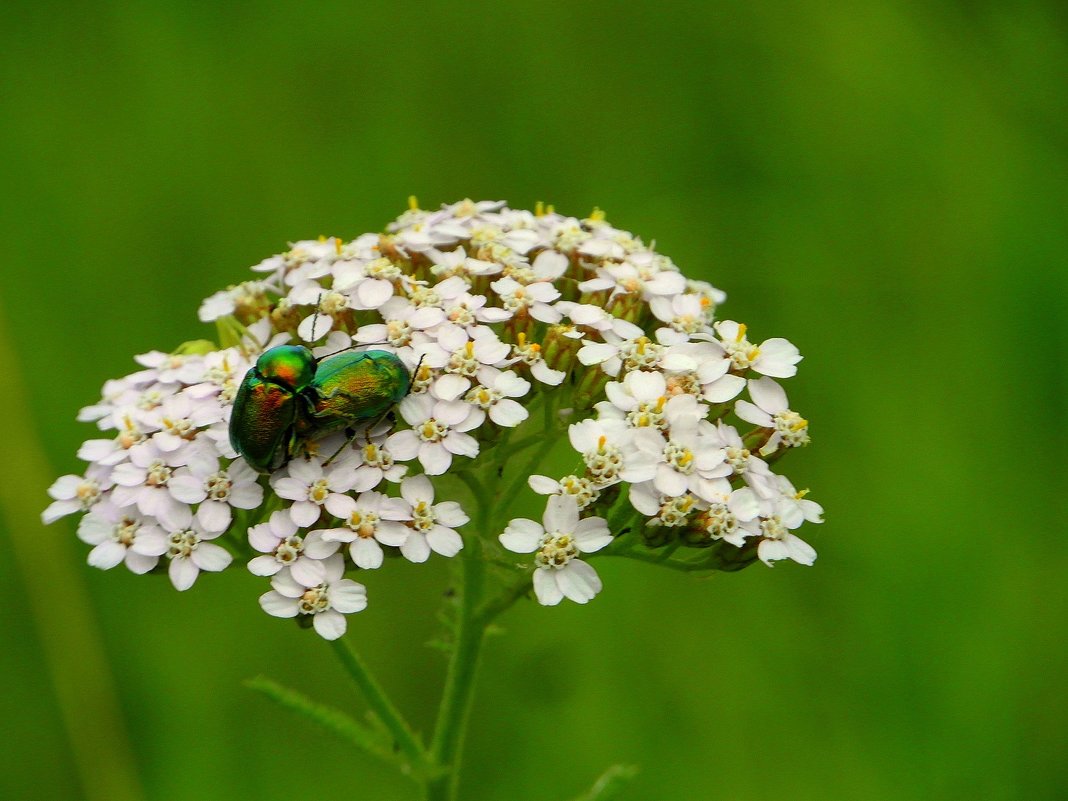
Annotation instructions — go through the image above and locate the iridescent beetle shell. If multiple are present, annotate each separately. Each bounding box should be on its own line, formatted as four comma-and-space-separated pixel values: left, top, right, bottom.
230, 345, 410, 474
301, 350, 411, 435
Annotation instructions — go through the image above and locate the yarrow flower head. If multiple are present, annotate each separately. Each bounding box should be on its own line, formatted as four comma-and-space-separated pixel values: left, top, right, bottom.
47, 198, 823, 638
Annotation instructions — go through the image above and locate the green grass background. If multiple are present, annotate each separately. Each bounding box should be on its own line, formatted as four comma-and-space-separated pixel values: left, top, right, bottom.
1, 2, 1065, 799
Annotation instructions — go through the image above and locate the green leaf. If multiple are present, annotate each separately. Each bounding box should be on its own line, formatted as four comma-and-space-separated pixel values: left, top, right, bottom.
569, 764, 639, 801
245, 676, 403, 768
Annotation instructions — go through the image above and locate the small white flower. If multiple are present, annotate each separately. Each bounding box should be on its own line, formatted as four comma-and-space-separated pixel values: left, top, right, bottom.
714, 321, 801, 378
629, 484, 701, 527
335, 430, 408, 492
568, 418, 631, 486
333, 257, 401, 309
622, 415, 730, 501
259, 554, 368, 640
272, 457, 357, 527
168, 456, 263, 533
527, 474, 601, 511
735, 377, 810, 455
77, 501, 167, 573
500, 495, 612, 606
427, 246, 501, 279
143, 394, 223, 458
320, 491, 412, 569
198, 281, 270, 323
751, 499, 817, 567
43, 471, 108, 523
354, 297, 444, 349
110, 442, 197, 531
693, 485, 761, 547
247, 509, 339, 585
490, 275, 562, 323
134, 351, 206, 385
389, 393, 480, 475
462, 367, 531, 428
511, 333, 565, 385
397, 475, 468, 563
162, 520, 233, 591
649, 293, 713, 344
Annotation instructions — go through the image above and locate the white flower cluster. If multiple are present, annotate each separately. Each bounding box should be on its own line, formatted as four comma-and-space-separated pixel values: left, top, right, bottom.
46, 199, 822, 632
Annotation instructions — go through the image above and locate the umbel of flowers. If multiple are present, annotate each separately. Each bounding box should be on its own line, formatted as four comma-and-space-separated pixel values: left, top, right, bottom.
45, 199, 822, 641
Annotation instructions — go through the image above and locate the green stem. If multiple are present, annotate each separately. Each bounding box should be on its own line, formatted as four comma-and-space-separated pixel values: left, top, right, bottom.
492, 393, 560, 523
330, 637, 428, 770
596, 547, 723, 572
426, 537, 488, 801
475, 571, 534, 626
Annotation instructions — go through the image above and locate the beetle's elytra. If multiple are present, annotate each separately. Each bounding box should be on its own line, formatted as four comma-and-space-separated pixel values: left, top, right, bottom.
230, 345, 411, 474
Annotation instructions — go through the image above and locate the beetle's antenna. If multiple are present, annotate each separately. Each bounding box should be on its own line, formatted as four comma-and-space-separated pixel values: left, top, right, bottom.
315, 339, 396, 361
308, 292, 324, 343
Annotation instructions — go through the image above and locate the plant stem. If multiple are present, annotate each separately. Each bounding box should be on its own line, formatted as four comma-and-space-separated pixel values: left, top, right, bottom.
330, 637, 428, 771
426, 536, 488, 801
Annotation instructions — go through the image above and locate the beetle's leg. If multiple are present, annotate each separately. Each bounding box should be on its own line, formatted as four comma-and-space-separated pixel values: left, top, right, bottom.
322, 426, 361, 467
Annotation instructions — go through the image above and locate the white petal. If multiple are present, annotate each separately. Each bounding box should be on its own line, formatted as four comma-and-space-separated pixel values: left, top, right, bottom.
433, 501, 468, 527
400, 474, 433, 506
329, 580, 368, 614
542, 495, 579, 535
499, 518, 543, 553
313, 609, 348, 640
419, 443, 452, 476
196, 501, 231, 533
169, 557, 200, 591
573, 518, 612, 553
192, 542, 233, 573
42, 499, 80, 524
124, 551, 158, 574
303, 531, 341, 559
248, 555, 282, 576
88, 541, 126, 570
442, 432, 479, 459
400, 533, 431, 563
434, 374, 470, 402
350, 538, 384, 569
786, 534, 817, 565
654, 464, 690, 498
289, 500, 322, 528
528, 475, 560, 495
272, 477, 308, 501
532, 569, 564, 606
426, 526, 463, 557
259, 591, 300, 618
748, 376, 789, 414
556, 560, 602, 604
489, 399, 528, 427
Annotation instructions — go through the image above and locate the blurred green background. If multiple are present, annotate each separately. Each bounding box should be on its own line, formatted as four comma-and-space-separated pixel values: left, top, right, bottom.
2, 1, 1065, 799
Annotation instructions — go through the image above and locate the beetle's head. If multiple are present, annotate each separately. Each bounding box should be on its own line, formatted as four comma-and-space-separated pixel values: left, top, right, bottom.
256, 345, 316, 390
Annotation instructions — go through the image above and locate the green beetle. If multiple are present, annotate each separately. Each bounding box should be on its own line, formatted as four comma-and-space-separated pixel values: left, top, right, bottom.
229, 344, 411, 474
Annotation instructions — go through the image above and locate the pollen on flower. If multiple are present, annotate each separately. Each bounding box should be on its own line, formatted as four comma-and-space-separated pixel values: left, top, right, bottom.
534, 533, 578, 569
168, 530, 198, 559
418, 419, 447, 442
664, 442, 696, 474
628, 396, 668, 429
205, 472, 233, 502
299, 585, 331, 614
620, 337, 663, 372
146, 461, 172, 487
773, 410, 810, 448
655, 494, 698, 527
308, 479, 331, 504
698, 504, 738, 540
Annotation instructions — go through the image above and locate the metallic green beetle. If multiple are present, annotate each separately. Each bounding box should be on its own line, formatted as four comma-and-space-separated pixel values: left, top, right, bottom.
229, 344, 411, 474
